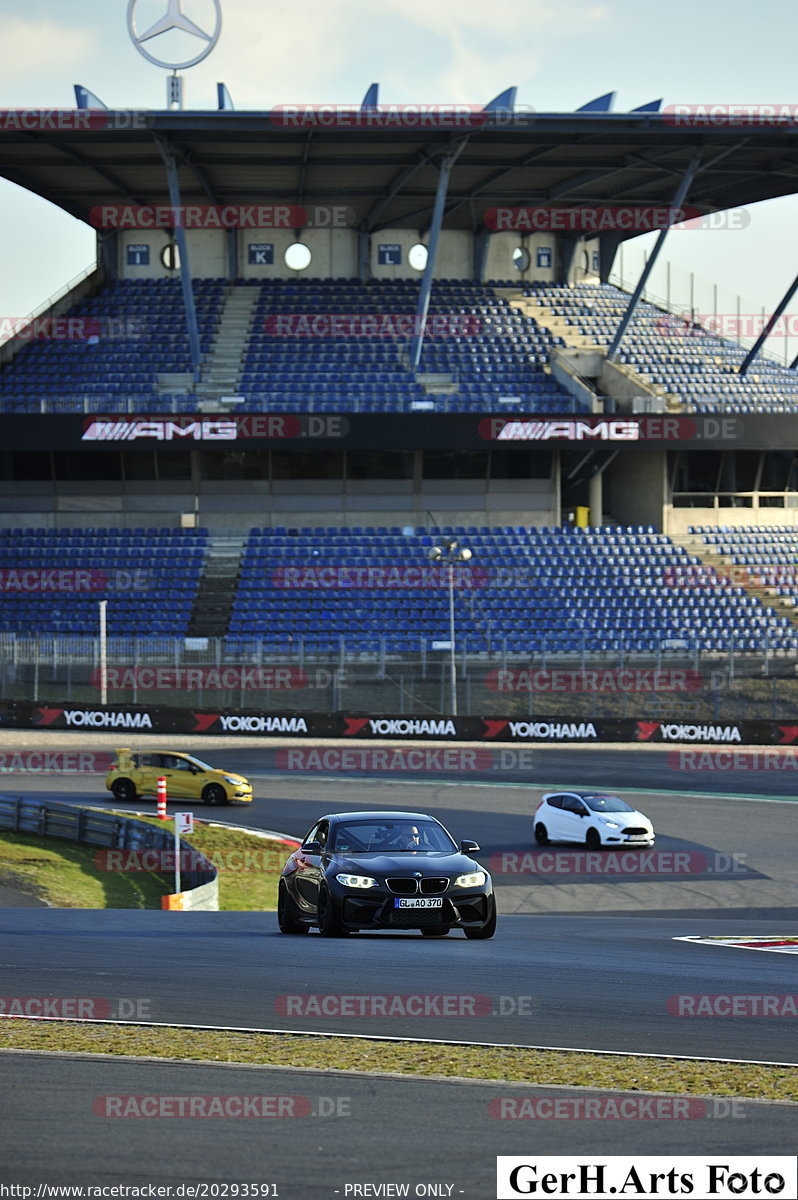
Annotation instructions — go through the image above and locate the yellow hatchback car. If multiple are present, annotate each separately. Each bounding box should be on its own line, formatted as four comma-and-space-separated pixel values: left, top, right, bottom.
106, 748, 253, 806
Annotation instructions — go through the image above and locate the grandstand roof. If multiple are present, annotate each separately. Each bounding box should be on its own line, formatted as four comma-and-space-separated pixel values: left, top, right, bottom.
1, 110, 798, 232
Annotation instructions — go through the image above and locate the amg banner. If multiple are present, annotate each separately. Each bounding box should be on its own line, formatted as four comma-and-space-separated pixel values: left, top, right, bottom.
0, 412, 795, 450
1, 703, 797, 744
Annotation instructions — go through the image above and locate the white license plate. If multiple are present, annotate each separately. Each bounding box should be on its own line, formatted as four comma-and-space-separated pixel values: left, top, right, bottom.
394, 897, 443, 909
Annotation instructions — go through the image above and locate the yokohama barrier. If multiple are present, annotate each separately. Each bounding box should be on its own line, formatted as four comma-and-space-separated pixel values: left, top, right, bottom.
1, 702, 798, 745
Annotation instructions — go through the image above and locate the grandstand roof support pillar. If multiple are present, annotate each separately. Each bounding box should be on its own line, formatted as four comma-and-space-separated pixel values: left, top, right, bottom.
589, 469, 603, 527
99, 231, 118, 281
473, 228, 489, 282
226, 229, 238, 281
358, 232, 370, 283
606, 155, 700, 362
410, 142, 466, 370
598, 233, 624, 285
158, 143, 203, 381
740, 271, 798, 375
557, 237, 578, 286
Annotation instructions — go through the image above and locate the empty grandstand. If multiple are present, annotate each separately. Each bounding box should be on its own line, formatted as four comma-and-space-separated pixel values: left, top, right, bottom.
1, 99, 798, 720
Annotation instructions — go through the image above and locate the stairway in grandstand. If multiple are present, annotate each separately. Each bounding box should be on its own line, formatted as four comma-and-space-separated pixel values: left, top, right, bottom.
187, 534, 247, 636
195, 286, 261, 405
498, 285, 675, 412
674, 527, 798, 637
525, 283, 798, 414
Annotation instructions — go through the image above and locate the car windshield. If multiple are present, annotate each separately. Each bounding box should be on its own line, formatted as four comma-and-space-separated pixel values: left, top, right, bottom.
582, 795, 635, 813
185, 756, 215, 772
331, 820, 457, 853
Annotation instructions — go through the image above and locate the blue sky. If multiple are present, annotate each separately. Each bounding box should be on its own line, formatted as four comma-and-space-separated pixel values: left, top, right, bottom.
1, 0, 797, 358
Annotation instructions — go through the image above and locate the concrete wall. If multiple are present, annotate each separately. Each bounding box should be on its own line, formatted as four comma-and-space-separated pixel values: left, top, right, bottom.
0, 478, 557, 533
482, 232, 557, 283
605, 450, 667, 530
665, 505, 798, 537
115, 228, 584, 284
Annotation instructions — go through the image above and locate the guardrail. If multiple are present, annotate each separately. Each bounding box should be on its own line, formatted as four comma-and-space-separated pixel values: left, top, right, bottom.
0, 795, 218, 910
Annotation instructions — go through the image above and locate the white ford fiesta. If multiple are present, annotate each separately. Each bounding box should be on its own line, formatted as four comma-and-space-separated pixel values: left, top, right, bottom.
533, 791, 655, 850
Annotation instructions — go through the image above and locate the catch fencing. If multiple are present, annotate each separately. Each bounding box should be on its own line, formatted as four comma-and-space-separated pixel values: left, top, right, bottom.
0, 632, 796, 721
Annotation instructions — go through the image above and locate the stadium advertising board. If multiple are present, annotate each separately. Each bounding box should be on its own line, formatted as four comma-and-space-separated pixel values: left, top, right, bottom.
0, 412, 793, 450
1, 702, 797, 744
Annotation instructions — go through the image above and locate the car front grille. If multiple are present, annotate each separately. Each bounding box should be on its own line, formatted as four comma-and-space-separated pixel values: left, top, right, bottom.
622, 827, 649, 836
388, 903, 455, 927
386, 877, 449, 895
386, 878, 417, 895
420, 878, 448, 895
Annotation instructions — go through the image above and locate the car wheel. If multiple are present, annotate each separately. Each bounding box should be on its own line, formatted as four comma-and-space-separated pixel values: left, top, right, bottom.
111, 778, 137, 802
316, 885, 348, 937
202, 783, 227, 806
277, 881, 308, 935
464, 896, 497, 940
421, 925, 450, 937
534, 822, 549, 846
585, 827, 602, 850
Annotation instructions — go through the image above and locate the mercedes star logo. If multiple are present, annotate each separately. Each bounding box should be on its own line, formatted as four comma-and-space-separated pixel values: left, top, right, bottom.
128, 0, 222, 70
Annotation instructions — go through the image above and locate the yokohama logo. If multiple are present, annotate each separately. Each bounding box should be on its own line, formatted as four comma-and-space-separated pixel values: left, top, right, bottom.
83, 420, 237, 442
637, 721, 741, 743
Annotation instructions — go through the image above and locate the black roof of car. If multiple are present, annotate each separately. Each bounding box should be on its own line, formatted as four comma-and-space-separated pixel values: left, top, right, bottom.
322, 810, 436, 822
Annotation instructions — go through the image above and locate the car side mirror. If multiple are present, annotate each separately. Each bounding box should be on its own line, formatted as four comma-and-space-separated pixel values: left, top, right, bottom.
460, 839, 480, 853
302, 840, 322, 854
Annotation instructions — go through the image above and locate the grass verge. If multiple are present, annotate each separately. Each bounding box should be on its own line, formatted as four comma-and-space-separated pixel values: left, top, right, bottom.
0, 1020, 795, 1100
104, 810, 287, 911
0, 831, 167, 908
0, 812, 289, 910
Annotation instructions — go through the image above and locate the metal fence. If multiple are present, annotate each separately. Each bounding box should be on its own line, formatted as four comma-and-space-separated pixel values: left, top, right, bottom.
1, 633, 796, 721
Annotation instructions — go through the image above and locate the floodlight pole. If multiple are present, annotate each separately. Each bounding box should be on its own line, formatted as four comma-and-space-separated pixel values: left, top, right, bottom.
430, 536, 472, 716
448, 559, 457, 715
99, 600, 107, 705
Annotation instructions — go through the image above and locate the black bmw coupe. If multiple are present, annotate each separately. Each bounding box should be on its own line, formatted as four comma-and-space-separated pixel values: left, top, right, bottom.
277, 810, 496, 938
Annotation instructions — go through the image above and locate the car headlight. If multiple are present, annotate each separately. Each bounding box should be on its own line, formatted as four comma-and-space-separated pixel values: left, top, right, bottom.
599, 819, 621, 829
455, 871, 486, 888
335, 873, 377, 889
222, 776, 240, 785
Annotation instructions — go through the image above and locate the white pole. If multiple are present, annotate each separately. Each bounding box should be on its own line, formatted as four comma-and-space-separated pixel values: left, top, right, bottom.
449, 559, 457, 715
99, 600, 107, 705
174, 825, 181, 897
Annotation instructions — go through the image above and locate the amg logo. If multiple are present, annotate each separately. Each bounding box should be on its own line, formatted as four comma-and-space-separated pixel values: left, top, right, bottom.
82, 420, 238, 441
497, 420, 640, 442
